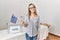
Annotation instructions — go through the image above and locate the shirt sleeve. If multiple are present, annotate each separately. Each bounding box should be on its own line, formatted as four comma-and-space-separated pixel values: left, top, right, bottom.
38, 16, 40, 32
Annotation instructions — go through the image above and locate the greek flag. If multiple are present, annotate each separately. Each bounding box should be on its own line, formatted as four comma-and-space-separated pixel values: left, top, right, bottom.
10, 14, 17, 24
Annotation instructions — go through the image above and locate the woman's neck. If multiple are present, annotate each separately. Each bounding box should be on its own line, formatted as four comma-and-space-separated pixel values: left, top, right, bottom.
31, 13, 36, 18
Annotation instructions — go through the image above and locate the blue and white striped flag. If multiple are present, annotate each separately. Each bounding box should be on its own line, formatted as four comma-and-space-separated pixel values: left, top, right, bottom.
10, 14, 17, 24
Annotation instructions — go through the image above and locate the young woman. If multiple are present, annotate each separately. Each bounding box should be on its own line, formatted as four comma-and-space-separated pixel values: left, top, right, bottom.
21, 3, 40, 40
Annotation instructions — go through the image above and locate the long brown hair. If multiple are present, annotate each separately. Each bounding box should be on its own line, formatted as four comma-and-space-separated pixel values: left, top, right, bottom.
28, 3, 37, 20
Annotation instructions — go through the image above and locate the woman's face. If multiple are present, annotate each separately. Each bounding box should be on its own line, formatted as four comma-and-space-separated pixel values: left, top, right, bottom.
29, 5, 36, 13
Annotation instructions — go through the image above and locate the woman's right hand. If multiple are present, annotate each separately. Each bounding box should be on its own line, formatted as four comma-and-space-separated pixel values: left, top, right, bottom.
20, 19, 24, 24
20, 19, 26, 27
20, 16, 24, 25
20, 16, 27, 27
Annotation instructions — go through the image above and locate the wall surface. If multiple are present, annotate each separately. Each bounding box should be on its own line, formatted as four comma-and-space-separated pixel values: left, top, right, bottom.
45, 0, 60, 36
0, 0, 60, 36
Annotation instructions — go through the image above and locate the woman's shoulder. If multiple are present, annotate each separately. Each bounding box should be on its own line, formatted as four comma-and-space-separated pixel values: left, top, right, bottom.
37, 15, 40, 18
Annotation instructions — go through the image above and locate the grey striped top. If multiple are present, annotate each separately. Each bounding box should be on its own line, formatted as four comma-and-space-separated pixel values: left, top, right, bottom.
24, 15, 40, 37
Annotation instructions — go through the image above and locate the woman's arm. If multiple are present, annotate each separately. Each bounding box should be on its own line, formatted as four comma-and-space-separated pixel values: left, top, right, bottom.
22, 21, 27, 27
20, 19, 27, 27
40, 23, 51, 28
